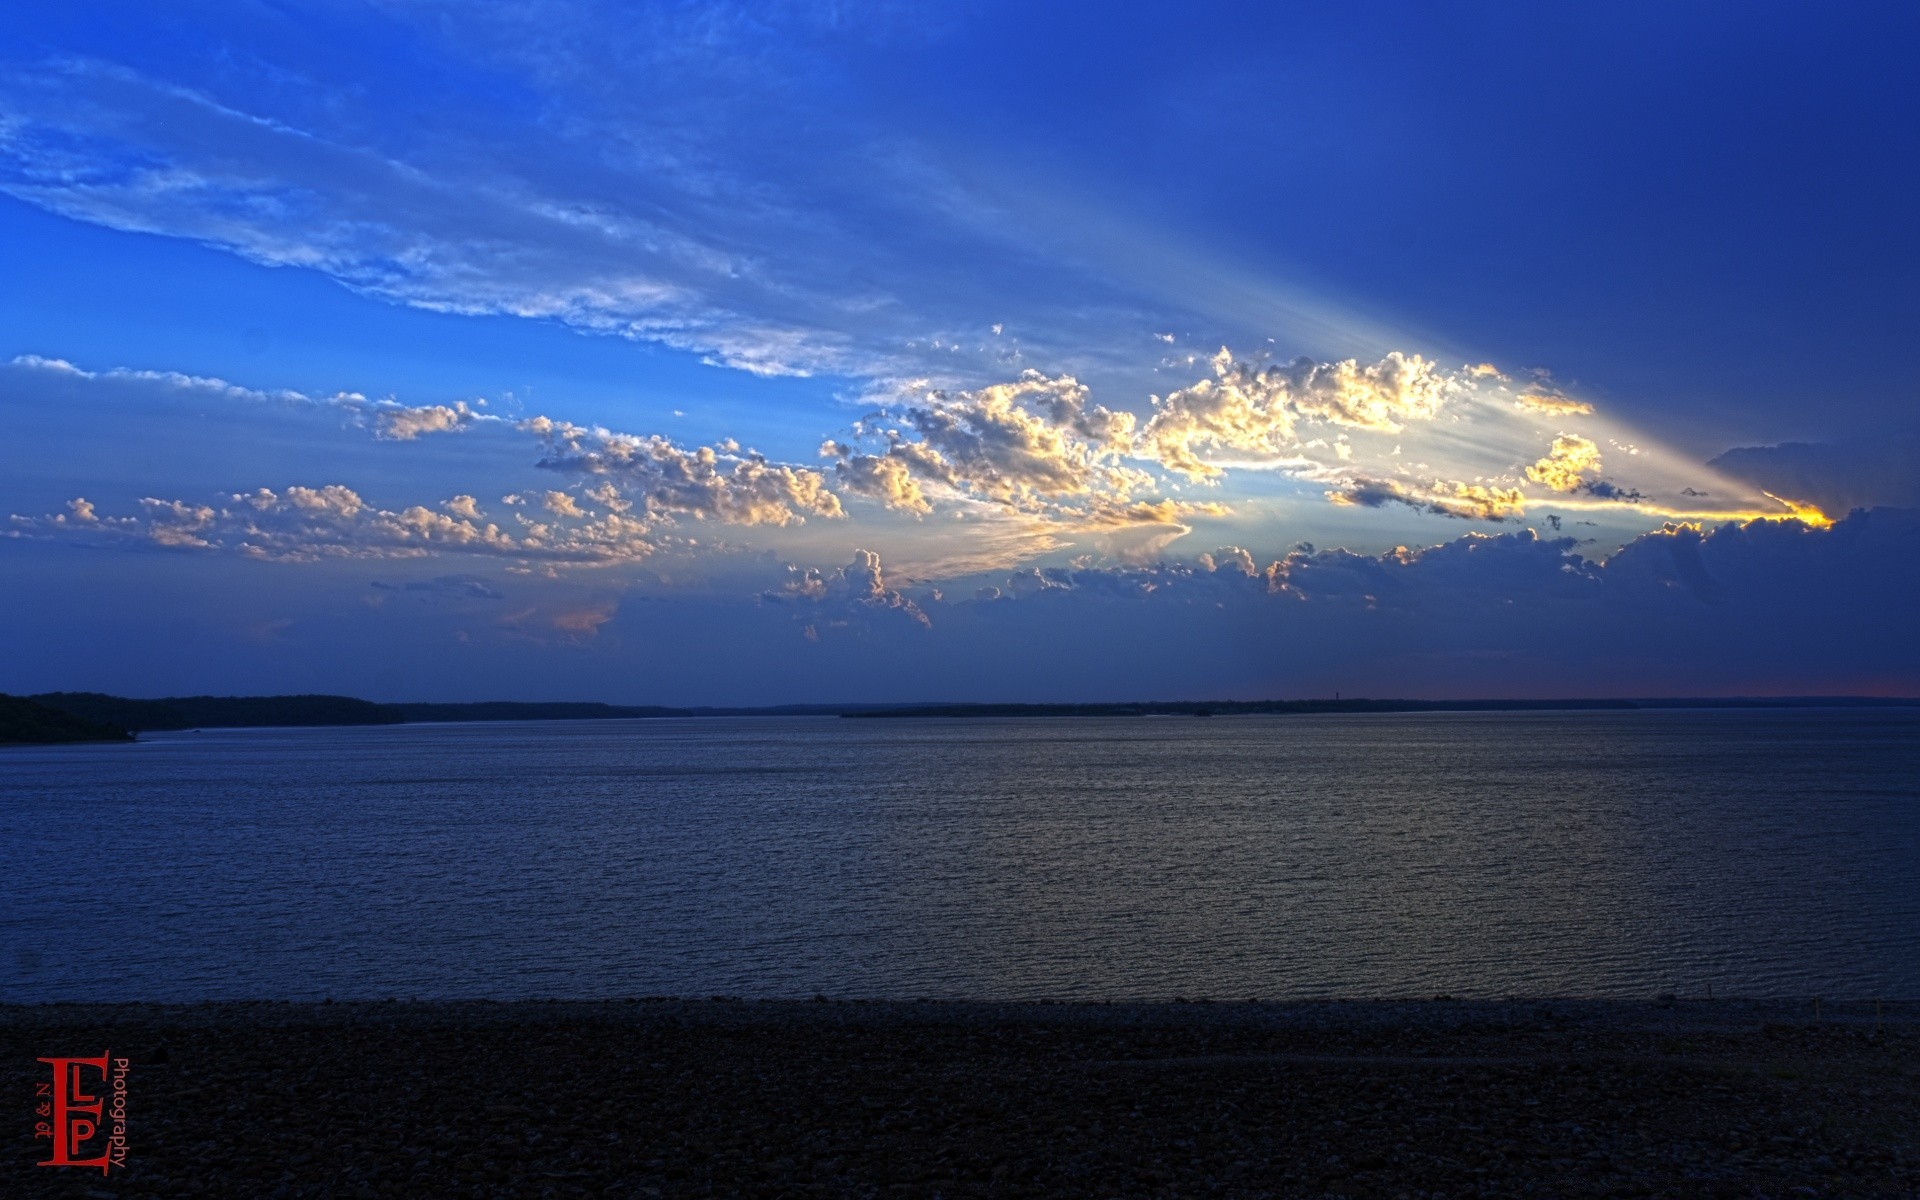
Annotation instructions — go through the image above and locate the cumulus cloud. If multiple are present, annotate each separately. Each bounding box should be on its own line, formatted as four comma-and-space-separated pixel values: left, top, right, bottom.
7, 352, 851, 545
9, 484, 658, 564
1526, 434, 1604, 493
136, 498, 219, 548
284, 484, 366, 518
826, 445, 932, 515
6, 344, 1824, 592
1142, 349, 1455, 481
825, 371, 1144, 515
813, 370, 1249, 565
525, 416, 843, 527
543, 490, 588, 518
375, 400, 483, 440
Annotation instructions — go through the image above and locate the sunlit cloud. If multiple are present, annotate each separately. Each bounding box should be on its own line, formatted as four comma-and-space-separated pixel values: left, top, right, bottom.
9, 485, 656, 564
1141, 348, 1457, 481
823, 371, 1146, 515
5, 345, 1839, 590
1526, 434, 1605, 493
1328, 476, 1528, 523
524, 416, 843, 527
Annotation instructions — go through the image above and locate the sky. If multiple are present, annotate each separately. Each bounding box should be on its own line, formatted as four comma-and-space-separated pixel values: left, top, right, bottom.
2, 0, 1917, 703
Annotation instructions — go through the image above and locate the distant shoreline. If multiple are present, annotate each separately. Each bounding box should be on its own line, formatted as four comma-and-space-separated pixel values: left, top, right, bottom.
5, 689, 1918, 743
837, 696, 1920, 719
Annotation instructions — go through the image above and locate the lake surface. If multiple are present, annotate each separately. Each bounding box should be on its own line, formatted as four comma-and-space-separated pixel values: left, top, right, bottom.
3, 710, 1917, 1002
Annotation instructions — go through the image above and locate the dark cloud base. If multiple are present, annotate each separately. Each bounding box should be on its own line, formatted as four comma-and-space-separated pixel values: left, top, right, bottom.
5, 509, 1915, 704
1711, 437, 1920, 517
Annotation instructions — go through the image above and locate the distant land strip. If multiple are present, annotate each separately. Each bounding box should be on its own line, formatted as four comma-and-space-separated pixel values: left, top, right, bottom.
2, 690, 1917, 744
837, 697, 1920, 718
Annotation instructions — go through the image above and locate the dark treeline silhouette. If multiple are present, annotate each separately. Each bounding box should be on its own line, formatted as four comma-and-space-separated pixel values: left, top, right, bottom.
0, 694, 136, 743
840, 697, 1920, 718
32, 692, 402, 732
11, 690, 1916, 742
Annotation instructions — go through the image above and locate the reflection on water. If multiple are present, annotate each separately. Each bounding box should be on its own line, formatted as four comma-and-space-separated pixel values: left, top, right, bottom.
2, 710, 1917, 1001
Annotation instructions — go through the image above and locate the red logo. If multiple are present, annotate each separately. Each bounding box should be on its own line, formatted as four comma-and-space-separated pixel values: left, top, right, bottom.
35, 1053, 128, 1173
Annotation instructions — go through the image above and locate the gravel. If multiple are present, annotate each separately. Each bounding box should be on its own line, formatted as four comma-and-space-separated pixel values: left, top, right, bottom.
4, 997, 1916, 1198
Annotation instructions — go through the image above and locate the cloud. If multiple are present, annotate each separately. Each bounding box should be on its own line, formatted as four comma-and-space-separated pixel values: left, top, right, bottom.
1515, 392, 1594, 417
1525, 433, 1604, 493
550, 601, 618, 635
497, 597, 621, 641
6, 352, 844, 542
1709, 437, 1920, 516
9, 353, 313, 406
825, 445, 932, 515
376, 401, 483, 440
0, 42, 1138, 383
9, 484, 657, 564
1142, 349, 1456, 480
826, 371, 1144, 513
543, 490, 588, 518
817, 371, 1243, 565
284, 484, 366, 519
524, 416, 843, 526
7, 353, 501, 442
777, 507, 1914, 698
372, 573, 506, 600
1328, 476, 1528, 522
767, 547, 930, 632
0, 57, 854, 373
6, 348, 1830, 589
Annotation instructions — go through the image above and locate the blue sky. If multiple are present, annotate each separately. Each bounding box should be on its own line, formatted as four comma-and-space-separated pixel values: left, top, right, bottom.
3, 1, 1916, 702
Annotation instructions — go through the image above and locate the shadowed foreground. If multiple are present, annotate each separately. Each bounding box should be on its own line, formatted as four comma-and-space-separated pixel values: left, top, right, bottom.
4, 999, 1916, 1198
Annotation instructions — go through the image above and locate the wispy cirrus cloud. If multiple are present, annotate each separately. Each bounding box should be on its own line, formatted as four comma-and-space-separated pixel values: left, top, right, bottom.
6, 352, 501, 441
0, 56, 880, 378
0, 38, 1130, 384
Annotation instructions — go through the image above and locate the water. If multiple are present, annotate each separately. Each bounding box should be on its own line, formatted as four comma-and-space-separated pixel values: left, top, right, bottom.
2, 710, 1917, 1002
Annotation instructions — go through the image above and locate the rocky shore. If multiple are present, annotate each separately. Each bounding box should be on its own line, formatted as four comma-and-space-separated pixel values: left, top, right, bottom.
4, 997, 1915, 1198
